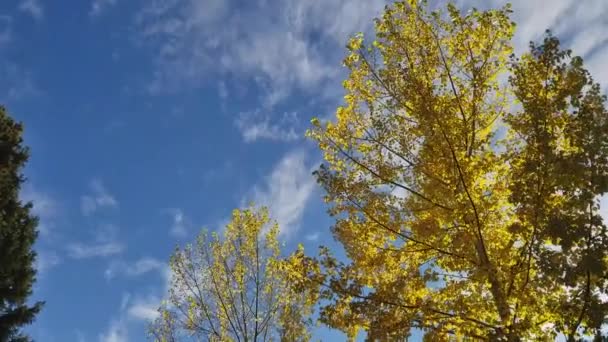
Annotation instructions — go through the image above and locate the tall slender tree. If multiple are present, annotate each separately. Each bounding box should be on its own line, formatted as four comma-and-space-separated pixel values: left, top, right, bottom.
284, 1, 608, 340
0, 105, 43, 341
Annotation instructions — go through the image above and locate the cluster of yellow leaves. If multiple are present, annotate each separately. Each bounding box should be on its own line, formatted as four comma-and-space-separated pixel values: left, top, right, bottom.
150, 207, 314, 342
149, 1, 608, 341
294, 0, 608, 340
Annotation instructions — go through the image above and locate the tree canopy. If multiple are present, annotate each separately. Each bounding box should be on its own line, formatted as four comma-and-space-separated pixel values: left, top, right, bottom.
283, 1, 608, 340
0, 105, 43, 341
151, 206, 314, 342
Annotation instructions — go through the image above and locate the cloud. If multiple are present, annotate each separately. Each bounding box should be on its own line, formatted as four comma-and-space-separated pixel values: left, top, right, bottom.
0, 16, 39, 102
36, 250, 61, 273
170, 209, 187, 237
217, 81, 228, 100
19, 186, 62, 276
18, 0, 44, 20
105, 257, 166, 280
81, 179, 118, 216
235, 111, 300, 143
600, 196, 608, 225
127, 296, 160, 321
21, 187, 56, 217
90, 0, 118, 17
0, 16, 11, 46
75, 331, 87, 342
105, 257, 172, 292
133, 0, 388, 149
3, 66, 38, 101
455, 0, 608, 90
506, 0, 606, 56
65, 223, 124, 260
305, 232, 320, 242
247, 149, 316, 236
0, 64, 38, 101
98, 318, 127, 342
21, 185, 58, 235
100, 288, 167, 341
99, 294, 130, 342
163, 208, 191, 238
135, 0, 608, 115
99, 258, 171, 341
135, 0, 386, 105
0, 16, 41, 103
67, 241, 125, 259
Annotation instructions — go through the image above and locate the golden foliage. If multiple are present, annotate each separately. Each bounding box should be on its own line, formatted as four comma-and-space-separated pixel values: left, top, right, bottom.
286, 1, 608, 340
150, 206, 314, 342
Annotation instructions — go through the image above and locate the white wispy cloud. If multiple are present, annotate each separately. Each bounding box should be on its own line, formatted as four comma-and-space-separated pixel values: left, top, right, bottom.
0, 15, 11, 46
18, 0, 44, 20
246, 149, 316, 237
217, 81, 228, 100
100, 269, 170, 342
81, 179, 118, 216
98, 317, 127, 342
105, 257, 166, 280
135, 0, 387, 139
21, 187, 56, 217
305, 232, 320, 242
134, 0, 608, 141
21, 185, 58, 235
457, 0, 608, 89
35, 250, 61, 274
99, 295, 161, 342
136, 0, 386, 98
600, 196, 608, 225
99, 294, 131, 342
66, 223, 124, 259
235, 111, 300, 143
170, 209, 187, 237
67, 241, 125, 259
75, 330, 86, 342
163, 208, 191, 238
19, 186, 62, 276
3, 65, 38, 101
126, 295, 161, 321
0, 16, 40, 103
90, 0, 118, 17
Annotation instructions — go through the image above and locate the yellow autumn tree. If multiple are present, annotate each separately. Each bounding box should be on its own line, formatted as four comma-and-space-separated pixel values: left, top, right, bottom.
285, 1, 608, 340
150, 206, 314, 342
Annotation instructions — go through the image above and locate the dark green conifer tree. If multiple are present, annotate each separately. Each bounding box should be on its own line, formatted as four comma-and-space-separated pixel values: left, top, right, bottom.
0, 105, 43, 341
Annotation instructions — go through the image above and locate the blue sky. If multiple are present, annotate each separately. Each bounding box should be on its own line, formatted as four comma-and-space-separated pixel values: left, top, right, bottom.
1, 0, 608, 341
